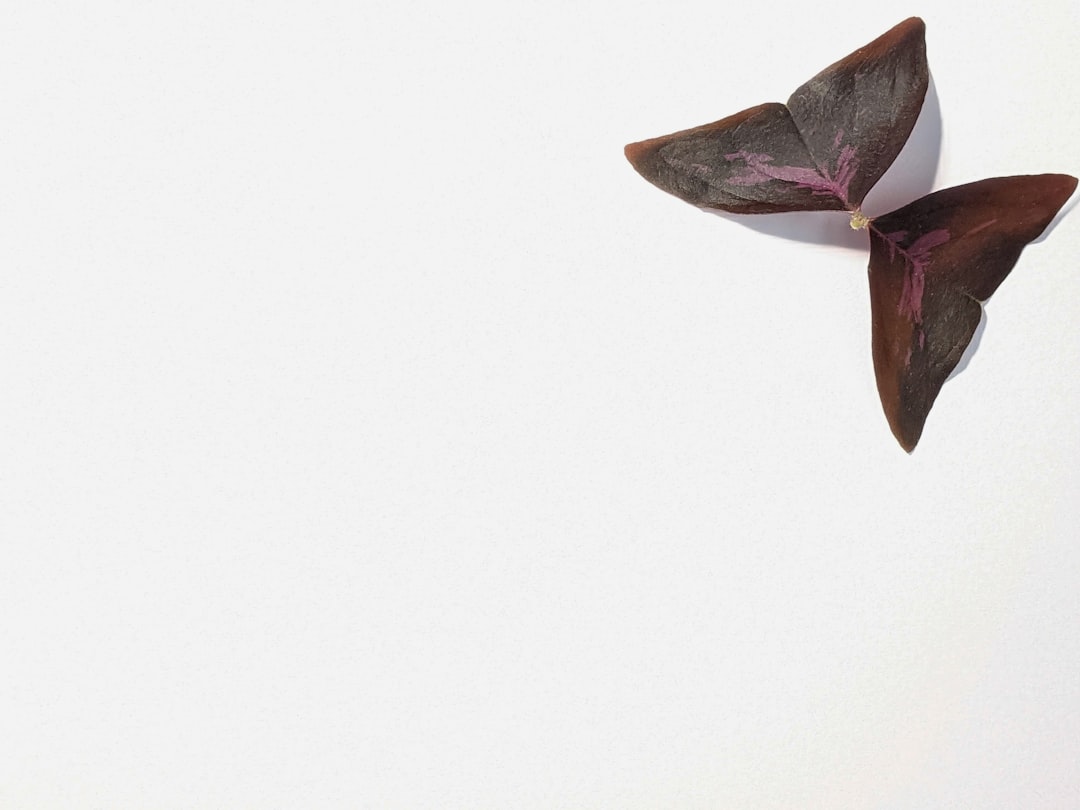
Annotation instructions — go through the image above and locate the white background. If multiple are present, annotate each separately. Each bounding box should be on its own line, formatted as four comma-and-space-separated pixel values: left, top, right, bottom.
2, 2, 1079, 808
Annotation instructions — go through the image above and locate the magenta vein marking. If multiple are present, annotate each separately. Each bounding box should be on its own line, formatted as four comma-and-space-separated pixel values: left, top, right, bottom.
722, 130, 858, 206
878, 228, 951, 325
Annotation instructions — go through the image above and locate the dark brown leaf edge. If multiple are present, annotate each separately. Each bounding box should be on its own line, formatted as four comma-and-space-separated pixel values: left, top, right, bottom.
624, 18, 927, 215
867, 174, 1078, 451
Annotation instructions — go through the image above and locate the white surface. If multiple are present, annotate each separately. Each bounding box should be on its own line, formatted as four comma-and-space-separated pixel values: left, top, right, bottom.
1, 2, 1078, 808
